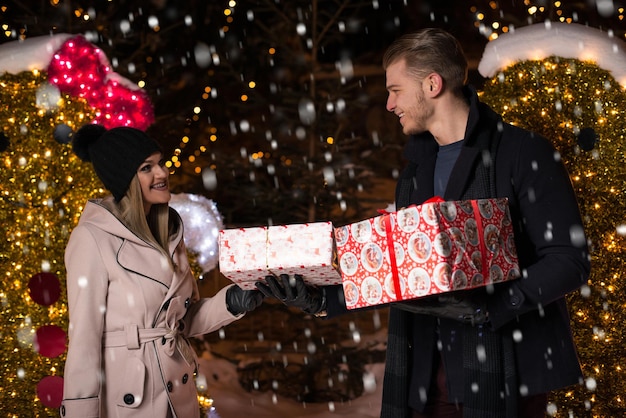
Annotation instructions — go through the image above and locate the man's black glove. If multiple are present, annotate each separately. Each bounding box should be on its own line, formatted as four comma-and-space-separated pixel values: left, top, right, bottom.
225, 285, 264, 315
255, 274, 326, 315
395, 293, 488, 325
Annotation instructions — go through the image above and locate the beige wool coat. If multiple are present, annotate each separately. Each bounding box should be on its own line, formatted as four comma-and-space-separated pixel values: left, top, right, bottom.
61, 199, 241, 418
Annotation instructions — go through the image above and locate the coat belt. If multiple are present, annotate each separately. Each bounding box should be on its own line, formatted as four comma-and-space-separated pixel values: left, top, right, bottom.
103, 324, 171, 350
102, 323, 196, 367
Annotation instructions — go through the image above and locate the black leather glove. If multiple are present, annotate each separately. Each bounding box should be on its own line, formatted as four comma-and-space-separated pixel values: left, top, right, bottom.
395, 293, 488, 325
225, 285, 264, 315
255, 274, 326, 315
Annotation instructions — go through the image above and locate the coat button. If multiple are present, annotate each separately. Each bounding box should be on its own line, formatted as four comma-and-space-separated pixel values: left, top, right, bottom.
185, 298, 190, 308
167, 381, 173, 392
61, 406, 66, 416
182, 373, 189, 384
123, 394, 135, 405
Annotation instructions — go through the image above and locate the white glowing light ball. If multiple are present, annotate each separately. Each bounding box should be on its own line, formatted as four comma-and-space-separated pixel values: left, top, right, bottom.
169, 193, 223, 273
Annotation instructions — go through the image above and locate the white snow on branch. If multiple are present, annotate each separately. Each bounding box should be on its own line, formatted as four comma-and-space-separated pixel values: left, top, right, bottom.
478, 21, 626, 88
0, 34, 73, 74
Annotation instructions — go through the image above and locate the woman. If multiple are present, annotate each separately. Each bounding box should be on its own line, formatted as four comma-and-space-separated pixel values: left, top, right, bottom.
61, 124, 263, 418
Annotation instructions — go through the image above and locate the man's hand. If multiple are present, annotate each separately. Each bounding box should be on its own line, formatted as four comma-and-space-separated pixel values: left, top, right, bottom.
395, 293, 488, 325
256, 274, 326, 315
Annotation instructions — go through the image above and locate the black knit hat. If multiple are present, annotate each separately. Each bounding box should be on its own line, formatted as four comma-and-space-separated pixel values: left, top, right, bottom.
72, 124, 162, 201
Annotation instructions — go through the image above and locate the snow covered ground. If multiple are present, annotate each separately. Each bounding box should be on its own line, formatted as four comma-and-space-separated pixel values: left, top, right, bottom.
199, 356, 384, 418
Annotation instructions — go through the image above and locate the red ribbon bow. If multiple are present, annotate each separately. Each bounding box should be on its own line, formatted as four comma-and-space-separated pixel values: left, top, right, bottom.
47, 35, 154, 130
378, 196, 490, 300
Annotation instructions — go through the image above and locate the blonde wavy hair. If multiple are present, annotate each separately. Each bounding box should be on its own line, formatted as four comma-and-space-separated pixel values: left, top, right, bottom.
107, 174, 174, 270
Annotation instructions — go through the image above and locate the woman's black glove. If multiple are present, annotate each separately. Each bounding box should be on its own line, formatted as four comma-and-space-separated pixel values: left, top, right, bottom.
256, 274, 326, 315
225, 285, 264, 315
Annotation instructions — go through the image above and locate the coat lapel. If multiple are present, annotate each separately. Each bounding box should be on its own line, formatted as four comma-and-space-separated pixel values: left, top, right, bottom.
116, 208, 186, 289
414, 157, 436, 203
400, 135, 438, 206
445, 88, 501, 201
117, 240, 173, 287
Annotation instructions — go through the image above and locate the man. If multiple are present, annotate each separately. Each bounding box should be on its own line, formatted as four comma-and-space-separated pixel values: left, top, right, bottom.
257, 28, 590, 418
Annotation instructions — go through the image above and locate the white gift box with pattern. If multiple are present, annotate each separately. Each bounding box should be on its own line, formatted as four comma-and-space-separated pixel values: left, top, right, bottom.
219, 222, 342, 290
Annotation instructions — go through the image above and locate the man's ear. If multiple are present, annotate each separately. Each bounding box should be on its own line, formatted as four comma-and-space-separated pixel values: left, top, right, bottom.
425, 73, 443, 96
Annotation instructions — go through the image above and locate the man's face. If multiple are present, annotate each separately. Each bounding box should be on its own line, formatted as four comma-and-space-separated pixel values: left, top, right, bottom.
385, 59, 433, 136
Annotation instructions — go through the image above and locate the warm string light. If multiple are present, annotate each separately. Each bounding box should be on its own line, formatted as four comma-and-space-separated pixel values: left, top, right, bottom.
166, 1, 277, 181
472, 2, 606, 40
481, 57, 626, 417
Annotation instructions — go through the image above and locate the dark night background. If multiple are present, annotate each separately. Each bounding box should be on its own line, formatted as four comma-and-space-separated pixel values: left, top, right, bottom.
3, 0, 625, 228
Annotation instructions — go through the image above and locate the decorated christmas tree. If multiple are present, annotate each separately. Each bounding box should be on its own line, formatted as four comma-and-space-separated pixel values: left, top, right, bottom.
0, 34, 154, 416
478, 22, 626, 416
1, 35, 98, 416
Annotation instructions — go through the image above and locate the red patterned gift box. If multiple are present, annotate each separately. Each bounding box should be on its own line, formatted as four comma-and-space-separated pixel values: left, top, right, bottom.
334, 198, 521, 310
219, 222, 342, 290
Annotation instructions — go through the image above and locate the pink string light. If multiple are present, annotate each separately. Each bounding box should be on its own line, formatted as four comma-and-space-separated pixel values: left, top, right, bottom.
47, 35, 154, 130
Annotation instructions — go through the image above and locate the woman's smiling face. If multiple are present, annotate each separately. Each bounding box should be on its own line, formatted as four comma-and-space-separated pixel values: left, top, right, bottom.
137, 151, 170, 214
